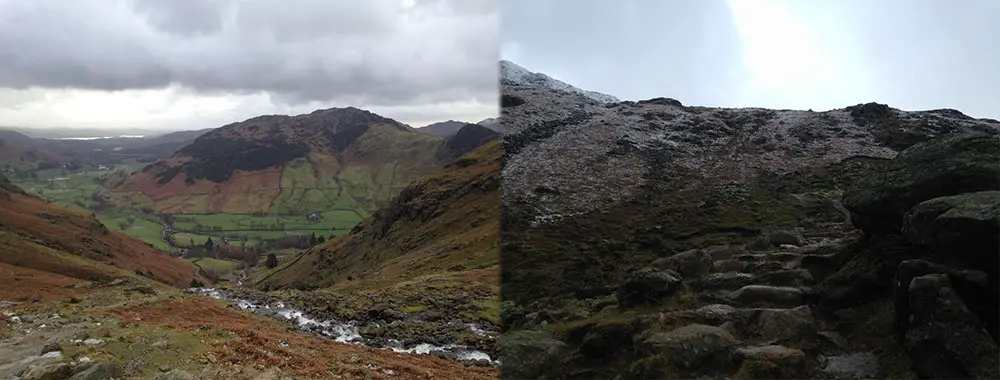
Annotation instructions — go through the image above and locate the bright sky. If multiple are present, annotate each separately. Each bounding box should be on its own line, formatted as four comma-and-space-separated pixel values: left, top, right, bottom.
501, 0, 1000, 119
0, 0, 498, 130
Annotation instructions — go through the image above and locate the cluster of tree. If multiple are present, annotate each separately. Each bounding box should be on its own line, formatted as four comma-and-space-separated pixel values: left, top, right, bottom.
184, 237, 262, 268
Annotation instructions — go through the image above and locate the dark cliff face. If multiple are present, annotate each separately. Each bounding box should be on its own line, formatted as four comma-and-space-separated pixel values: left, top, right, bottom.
436, 124, 500, 163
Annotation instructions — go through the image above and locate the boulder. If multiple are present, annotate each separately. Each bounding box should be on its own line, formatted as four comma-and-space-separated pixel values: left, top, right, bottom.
758, 269, 814, 287
728, 285, 806, 308
651, 249, 713, 278
843, 132, 1000, 235
500, 330, 566, 379
616, 268, 683, 308
903, 274, 1000, 379
727, 306, 816, 343
765, 230, 805, 247
903, 274, 999, 380
697, 272, 756, 291
902, 191, 1000, 279
894, 260, 997, 342
641, 324, 741, 369
704, 244, 747, 260
734, 345, 807, 379
153, 370, 198, 380
68, 362, 122, 380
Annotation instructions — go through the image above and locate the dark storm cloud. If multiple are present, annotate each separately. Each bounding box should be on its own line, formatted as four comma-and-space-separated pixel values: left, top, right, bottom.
0, 0, 498, 106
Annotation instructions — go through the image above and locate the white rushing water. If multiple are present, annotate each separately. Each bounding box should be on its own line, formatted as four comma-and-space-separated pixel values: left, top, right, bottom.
188, 288, 497, 364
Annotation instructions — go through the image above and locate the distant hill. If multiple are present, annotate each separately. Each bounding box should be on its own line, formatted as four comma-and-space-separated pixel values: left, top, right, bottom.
419, 120, 473, 137
256, 139, 499, 290
0, 175, 203, 290
0, 137, 72, 170
106, 107, 494, 215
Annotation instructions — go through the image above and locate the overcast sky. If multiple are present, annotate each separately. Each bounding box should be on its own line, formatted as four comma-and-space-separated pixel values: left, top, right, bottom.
0, 0, 498, 131
502, 0, 1000, 120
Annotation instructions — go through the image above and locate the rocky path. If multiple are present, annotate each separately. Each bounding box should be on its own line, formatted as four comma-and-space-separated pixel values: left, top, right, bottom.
610, 224, 881, 379
502, 223, 892, 380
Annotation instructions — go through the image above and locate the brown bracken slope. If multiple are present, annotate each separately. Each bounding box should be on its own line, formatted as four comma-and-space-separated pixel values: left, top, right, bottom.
0, 175, 202, 294
255, 139, 500, 291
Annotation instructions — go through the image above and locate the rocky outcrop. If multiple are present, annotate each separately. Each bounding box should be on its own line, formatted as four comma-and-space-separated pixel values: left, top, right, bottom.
900, 273, 999, 379
499, 330, 567, 379
843, 132, 1000, 236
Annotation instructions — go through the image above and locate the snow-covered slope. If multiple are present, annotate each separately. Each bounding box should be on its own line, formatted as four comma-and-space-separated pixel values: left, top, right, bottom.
500, 60, 620, 104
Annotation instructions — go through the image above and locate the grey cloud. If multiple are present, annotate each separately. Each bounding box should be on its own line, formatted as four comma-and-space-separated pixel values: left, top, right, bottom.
501, 0, 747, 107
502, 0, 999, 119
0, 0, 497, 107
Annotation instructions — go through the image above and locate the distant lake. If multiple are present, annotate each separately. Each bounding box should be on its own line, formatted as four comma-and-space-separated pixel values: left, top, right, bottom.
52, 135, 145, 140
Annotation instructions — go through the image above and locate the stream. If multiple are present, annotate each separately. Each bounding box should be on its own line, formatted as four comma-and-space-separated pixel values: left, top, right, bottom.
187, 288, 499, 367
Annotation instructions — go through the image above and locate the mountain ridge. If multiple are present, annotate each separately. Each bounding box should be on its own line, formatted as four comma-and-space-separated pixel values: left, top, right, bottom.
107, 107, 494, 216
500, 60, 620, 103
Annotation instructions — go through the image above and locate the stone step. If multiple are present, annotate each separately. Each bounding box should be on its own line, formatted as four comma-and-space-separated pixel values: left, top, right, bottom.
696, 268, 815, 291
727, 285, 808, 308
713, 259, 791, 275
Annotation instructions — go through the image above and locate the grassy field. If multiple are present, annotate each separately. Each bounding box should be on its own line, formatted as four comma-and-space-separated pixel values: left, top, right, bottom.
94, 212, 172, 252
9, 159, 367, 256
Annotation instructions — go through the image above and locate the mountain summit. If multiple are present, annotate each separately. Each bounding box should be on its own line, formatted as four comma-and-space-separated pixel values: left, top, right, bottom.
499, 60, 620, 103
107, 107, 494, 215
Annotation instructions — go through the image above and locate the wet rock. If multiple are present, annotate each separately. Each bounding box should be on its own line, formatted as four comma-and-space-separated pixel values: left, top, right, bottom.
893, 259, 996, 342
616, 268, 683, 308
68, 362, 121, 380
668, 304, 737, 326
902, 191, 1000, 280
641, 324, 741, 369
40, 342, 61, 355
727, 306, 816, 342
903, 274, 999, 379
820, 352, 881, 379
153, 369, 198, 380
697, 272, 756, 291
580, 319, 635, 359
650, 249, 713, 277
843, 132, 1000, 236
713, 259, 747, 273
734, 345, 807, 379
747, 236, 770, 251
765, 230, 805, 247
799, 253, 850, 283
728, 285, 806, 308
366, 304, 405, 321
500, 330, 566, 379
703, 244, 747, 260
21, 363, 73, 380
758, 269, 814, 287
742, 261, 785, 275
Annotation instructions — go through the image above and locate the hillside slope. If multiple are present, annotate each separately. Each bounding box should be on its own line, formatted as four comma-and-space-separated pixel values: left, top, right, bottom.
497, 63, 1000, 379
0, 175, 203, 297
257, 139, 500, 290
0, 138, 71, 170
419, 120, 472, 137
107, 108, 491, 216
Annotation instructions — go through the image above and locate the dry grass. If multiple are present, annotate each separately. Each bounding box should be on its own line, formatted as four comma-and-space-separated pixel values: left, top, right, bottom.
102, 297, 497, 380
0, 192, 203, 288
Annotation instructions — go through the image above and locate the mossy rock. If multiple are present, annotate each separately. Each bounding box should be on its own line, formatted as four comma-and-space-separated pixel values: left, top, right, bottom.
844, 132, 1000, 235
902, 191, 1000, 279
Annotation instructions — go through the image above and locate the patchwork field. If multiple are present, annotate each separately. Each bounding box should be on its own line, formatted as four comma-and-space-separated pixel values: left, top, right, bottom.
9, 160, 369, 257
